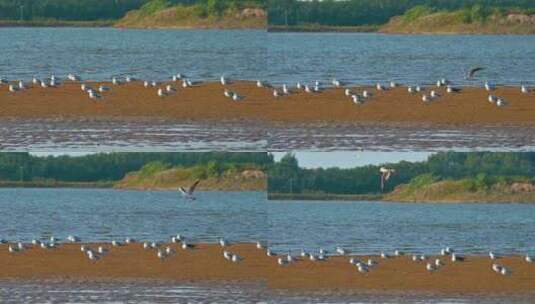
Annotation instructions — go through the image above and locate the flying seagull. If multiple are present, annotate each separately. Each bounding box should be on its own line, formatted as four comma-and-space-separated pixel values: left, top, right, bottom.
466, 67, 484, 80
379, 167, 395, 191
178, 180, 200, 201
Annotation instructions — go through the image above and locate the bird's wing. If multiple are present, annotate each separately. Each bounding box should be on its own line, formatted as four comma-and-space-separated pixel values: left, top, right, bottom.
468, 67, 484, 78
178, 187, 187, 195
188, 179, 201, 195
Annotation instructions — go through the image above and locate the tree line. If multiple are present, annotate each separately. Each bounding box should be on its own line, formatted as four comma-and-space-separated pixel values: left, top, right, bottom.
0, 152, 273, 182
268, 0, 535, 27
0, 0, 263, 21
268, 152, 535, 195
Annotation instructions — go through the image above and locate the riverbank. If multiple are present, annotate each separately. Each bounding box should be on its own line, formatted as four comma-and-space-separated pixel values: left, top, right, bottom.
1, 81, 534, 125
381, 11, 535, 35
0, 242, 533, 294
385, 178, 535, 204
115, 165, 267, 191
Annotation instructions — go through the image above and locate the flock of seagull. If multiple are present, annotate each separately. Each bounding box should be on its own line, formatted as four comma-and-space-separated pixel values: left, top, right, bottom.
1, 74, 531, 108
2, 235, 532, 277
272, 245, 532, 276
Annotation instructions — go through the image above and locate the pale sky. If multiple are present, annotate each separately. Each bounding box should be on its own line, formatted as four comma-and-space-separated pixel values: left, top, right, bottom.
270, 151, 432, 169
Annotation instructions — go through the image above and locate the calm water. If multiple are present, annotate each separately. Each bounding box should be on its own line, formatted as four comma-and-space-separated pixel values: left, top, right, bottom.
0, 28, 266, 82
0, 189, 266, 243
268, 201, 535, 256
1, 28, 533, 86
267, 33, 535, 86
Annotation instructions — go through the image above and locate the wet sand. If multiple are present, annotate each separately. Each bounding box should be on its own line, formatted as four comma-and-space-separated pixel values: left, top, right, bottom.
1, 81, 534, 125
1, 243, 534, 294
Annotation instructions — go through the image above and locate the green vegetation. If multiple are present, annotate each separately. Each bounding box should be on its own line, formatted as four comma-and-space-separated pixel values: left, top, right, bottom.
0, 0, 146, 21
268, 152, 535, 202
116, 0, 265, 28
268, 0, 535, 33
0, 152, 273, 185
115, 160, 267, 190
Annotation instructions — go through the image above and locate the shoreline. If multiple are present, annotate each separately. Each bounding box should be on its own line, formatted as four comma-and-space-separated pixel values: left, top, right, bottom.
1, 81, 534, 125
0, 242, 533, 294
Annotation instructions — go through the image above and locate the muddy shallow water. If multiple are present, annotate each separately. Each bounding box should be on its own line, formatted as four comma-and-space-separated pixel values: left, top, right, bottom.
2, 119, 535, 152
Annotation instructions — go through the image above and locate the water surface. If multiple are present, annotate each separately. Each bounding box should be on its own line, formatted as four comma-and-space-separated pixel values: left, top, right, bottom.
0, 188, 266, 243
268, 200, 535, 256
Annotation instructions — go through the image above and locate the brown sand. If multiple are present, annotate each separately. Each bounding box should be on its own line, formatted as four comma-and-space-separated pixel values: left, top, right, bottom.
1, 81, 534, 125
1, 243, 534, 294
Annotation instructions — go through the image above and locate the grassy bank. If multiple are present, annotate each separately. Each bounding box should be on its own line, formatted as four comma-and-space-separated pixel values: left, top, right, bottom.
385, 174, 535, 203
114, 161, 266, 191
381, 6, 535, 34
116, 0, 265, 29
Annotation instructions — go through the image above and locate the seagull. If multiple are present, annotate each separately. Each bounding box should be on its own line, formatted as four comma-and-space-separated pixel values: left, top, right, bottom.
8, 84, 18, 92
111, 240, 121, 247
521, 84, 529, 94
394, 250, 403, 256
97, 246, 107, 254
219, 238, 228, 247
273, 89, 281, 98
232, 92, 242, 101
256, 80, 264, 88
351, 94, 363, 104
125, 237, 135, 244
67, 235, 80, 242
525, 254, 532, 263
98, 86, 110, 93
344, 88, 352, 96
390, 81, 397, 88
484, 81, 494, 91
407, 86, 414, 93
157, 88, 167, 97
446, 85, 461, 93
376, 83, 385, 91
451, 253, 464, 262
430, 90, 439, 98
277, 257, 288, 265
426, 263, 436, 272
362, 90, 372, 98
88, 90, 101, 100
282, 84, 289, 95
256, 241, 263, 249
220, 75, 227, 85
67, 74, 81, 81
335, 246, 347, 255
223, 250, 232, 260
125, 76, 134, 83
489, 251, 497, 260
157, 249, 166, 260
492, 263, 502, 273
112, 77, 121, 85
231, 254, 241, 263
266, 249, 274, 256
296, 82, 302, 90
32, 239, 41, 246
496, 98, 507, 107
178, 180, 200, 201
415, 85, 423, 92
143, 242, 150, 249
8, 245, 18, 253
379, 167, 395, 191
165, 246, 174, 255
357, 263, 368, 273
488, 95, 497, 103
467, 67, 484, 79
436, 80, 442, 87
224, 90, 233, 98
422, 95, 431, 102
380, 252, 388, 259
332, 78, 341, 87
